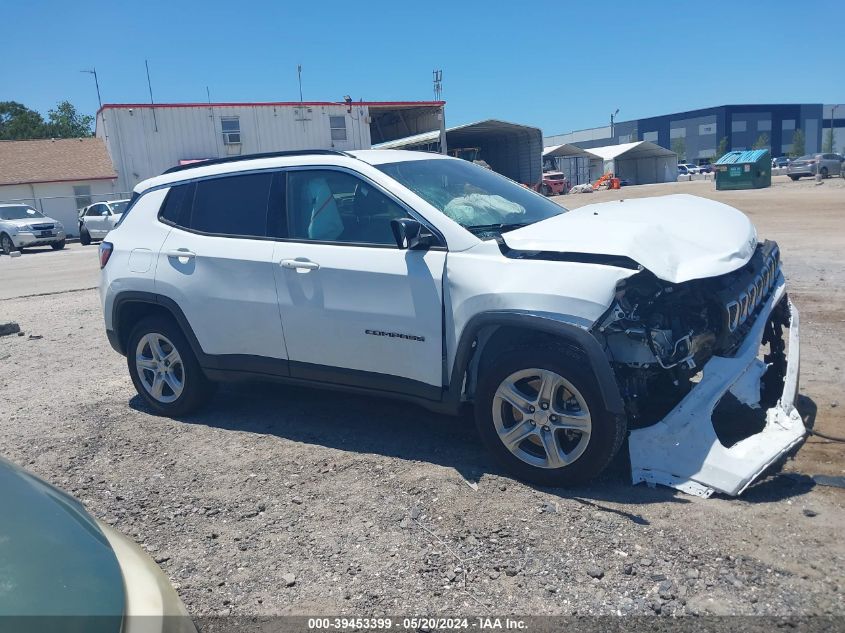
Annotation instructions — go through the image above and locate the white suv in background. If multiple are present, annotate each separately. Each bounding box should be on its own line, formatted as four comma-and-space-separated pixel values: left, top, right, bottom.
0, 204, 66, 254
79, 199, 131, 245
99, 149, 803, 497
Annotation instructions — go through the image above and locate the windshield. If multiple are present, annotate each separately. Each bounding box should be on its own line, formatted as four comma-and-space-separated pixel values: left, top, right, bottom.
377, 158, 566, 235
0, 206, 45, 220
109, 201, 129, 214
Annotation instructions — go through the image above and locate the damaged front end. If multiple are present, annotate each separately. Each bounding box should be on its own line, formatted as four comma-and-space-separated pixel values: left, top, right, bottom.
595, 241, 804, 497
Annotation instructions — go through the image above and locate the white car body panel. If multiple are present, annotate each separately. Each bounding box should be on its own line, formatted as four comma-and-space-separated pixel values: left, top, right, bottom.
629, 278, 803, 497
502, 194, 757, 284
155, 227, 287, 360
444, 239, 638, 380
272, 241, 446, 386
101, 189, 171, 331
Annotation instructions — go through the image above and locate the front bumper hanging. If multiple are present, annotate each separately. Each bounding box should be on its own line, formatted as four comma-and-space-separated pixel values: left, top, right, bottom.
628, 276, 803, 498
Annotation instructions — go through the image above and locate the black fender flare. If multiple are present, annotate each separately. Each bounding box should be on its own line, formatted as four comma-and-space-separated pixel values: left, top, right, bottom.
109, 291, 208, 364
446, 311, 625, 415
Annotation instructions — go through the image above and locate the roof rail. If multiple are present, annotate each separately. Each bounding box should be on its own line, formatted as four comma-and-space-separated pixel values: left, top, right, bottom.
162, 149, 352, 174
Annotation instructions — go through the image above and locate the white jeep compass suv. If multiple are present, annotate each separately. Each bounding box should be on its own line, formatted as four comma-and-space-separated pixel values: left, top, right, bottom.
100, 150, 803, 496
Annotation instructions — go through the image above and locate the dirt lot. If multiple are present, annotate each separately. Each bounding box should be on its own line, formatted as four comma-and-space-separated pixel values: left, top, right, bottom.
1, 176, 843, 619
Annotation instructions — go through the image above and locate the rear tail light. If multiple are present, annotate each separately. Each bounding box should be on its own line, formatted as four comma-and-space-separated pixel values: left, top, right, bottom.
99, 241, 113, 269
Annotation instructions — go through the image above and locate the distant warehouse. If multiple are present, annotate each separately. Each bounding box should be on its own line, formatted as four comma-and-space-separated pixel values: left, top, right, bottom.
545, 103, 844, 164
96, 100, 446, 190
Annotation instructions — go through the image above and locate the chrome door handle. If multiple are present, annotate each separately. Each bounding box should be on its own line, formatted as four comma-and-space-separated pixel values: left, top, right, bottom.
164, 249, 196, 259
280, 259, 320, 270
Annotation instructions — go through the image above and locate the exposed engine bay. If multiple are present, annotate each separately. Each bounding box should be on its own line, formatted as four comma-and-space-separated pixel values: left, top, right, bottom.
596, 240, 784, 428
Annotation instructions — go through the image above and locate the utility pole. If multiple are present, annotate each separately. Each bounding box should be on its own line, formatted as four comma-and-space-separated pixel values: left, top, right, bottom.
81, 68, 105, 138
80, 68, 102, 109
297, 65, 304, 104
828, 104, 839, 152
145, 59, 158, 132
433, 70, 446, 154
610, 108, 620, 142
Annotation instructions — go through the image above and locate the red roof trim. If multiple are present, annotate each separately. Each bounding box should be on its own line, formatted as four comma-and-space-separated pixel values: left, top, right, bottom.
0, 175, 117, 186
98, 101, 445, 116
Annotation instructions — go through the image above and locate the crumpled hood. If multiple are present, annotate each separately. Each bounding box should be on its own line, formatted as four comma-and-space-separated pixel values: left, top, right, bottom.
503, 194, 758, 283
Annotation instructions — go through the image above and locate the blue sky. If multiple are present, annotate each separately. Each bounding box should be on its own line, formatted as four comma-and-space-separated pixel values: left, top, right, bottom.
2, 0, 842, 135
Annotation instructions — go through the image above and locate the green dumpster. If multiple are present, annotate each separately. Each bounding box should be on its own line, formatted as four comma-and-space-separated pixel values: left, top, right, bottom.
714, 149, 772, 190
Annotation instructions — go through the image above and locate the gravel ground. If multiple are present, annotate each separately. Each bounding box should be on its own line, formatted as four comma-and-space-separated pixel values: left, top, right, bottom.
1, 177, 843, 619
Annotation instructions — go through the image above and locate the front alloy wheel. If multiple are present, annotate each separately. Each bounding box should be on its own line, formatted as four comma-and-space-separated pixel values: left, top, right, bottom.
1, 234, 14, 255
493, 368, 592, 469
474, 346, 626, 486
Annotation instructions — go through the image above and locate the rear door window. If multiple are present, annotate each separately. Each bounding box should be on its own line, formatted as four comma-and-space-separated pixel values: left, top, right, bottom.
191, 172, 273, 237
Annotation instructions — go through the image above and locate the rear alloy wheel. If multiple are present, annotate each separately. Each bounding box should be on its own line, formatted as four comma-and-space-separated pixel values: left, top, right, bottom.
475, 346, 626, 486
0, 234, 13, 255
127, 316, 214, 416
789, 175, 800, 181
820, 167, 829, 179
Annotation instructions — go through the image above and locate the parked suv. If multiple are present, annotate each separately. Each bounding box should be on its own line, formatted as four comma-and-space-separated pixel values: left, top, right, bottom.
0, 204, 66, 254
100, 150, 804, 497
79, 199, 131, 245
786, 153, 842, 180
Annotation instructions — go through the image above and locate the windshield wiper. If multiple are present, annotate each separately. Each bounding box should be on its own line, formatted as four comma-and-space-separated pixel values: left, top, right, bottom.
465, 222, 532, 234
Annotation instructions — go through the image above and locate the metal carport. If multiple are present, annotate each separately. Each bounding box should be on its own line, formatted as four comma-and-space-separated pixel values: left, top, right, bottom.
375, 119, 543, 186
543, 144, 602, 185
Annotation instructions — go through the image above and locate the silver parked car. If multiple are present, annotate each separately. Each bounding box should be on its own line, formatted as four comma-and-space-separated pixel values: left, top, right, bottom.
786, 153, 843, 180
0, 204, 67, 255
79, 199, 131, 245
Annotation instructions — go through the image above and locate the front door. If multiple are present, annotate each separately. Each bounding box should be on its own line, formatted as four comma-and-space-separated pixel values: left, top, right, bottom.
272, 168, 446, 398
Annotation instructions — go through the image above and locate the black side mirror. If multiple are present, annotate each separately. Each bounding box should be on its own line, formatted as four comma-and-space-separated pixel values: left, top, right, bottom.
391, 218, 437, 250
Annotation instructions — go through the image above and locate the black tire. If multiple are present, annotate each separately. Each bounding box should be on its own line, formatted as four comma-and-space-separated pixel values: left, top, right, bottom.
820, 167, 829, 179
51, 239, 66, 250
0, 233, 13, 255
126, 315, 215, 416
541, 184, 552, 196
80, 227, 92, 246
474, 345, 626, 487
789, 175, 800, 181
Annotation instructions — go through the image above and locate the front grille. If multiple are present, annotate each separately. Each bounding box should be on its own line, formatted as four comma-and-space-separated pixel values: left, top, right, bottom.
717, 241, 780, 345
30, 223, 55, 231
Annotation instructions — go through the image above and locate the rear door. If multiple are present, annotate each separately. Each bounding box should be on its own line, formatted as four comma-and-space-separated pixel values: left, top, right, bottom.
154, 171, 289, 367
271, 167, 446, 396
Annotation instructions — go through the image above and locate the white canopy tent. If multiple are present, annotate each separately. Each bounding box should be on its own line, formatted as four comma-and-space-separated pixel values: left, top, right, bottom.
543, 141, 677, 185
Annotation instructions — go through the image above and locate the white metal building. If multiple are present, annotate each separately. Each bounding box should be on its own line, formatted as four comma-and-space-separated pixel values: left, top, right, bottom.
0, 138, 120, 236
96, 101, 445, 190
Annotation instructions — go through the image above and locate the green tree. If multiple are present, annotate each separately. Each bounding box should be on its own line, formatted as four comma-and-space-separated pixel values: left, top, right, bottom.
0, 101, 46, 139
790, 128, 805, 157
45, 101, 94, 138
671, 137, 686, 161
822, 127, 834, 153
752, 133, 770, 150
712, 136, 728, 162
